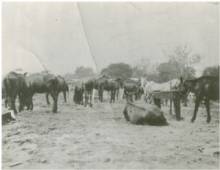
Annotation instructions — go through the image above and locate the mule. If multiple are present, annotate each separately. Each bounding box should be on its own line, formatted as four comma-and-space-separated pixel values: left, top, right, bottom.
180, 76, 219, 123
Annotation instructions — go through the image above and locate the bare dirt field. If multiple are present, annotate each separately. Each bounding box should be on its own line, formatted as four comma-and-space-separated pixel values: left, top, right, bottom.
2, 93, 220, 169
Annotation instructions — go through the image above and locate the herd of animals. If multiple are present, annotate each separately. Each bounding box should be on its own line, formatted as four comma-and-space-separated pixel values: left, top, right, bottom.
2, 70, 219, 125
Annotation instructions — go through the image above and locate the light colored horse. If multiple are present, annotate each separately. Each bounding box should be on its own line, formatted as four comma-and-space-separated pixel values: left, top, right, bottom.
144, 79, 180, 104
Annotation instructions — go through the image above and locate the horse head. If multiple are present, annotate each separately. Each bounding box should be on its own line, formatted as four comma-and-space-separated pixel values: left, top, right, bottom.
178, 77, 196, 97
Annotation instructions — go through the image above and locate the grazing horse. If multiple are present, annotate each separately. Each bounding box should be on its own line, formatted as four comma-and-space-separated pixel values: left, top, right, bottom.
3, 72, 28, 114
46, 75, 69, 104
25, 72, 60, 113
180, 76, 219, 123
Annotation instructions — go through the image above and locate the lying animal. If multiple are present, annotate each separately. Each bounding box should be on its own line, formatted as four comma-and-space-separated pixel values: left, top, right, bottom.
123, 102, 168, 126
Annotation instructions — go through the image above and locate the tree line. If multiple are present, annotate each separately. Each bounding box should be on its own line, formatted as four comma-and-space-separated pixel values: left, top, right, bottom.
66, 45, 219, 82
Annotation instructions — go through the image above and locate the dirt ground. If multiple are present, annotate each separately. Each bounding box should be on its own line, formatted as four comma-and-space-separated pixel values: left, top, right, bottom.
2, 93, 220, 169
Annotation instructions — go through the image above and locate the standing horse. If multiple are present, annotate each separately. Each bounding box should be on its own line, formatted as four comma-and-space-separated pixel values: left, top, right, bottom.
102, 79, 121, 103
180, 76, 219, 123
3, 72, 28, 114
25, 72, 60, 113
84, 79, 95, 107
123, 79, 142, 102
46, 75, 69, 104
73, 84, 84, 105
144, 79, 180, 106
94, 75, 110, 102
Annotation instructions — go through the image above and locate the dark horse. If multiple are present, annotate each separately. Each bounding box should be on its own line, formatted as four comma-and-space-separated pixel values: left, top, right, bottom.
102, 78, 122, 103
73, 84, 84, 105
180, 76, 219, 123
3, 72, 28, 114
25, 72, 60, 113
123, 79, 142, 102
94, 75, 109, 102
84, 79, 95, 107
46, 75, 69, 104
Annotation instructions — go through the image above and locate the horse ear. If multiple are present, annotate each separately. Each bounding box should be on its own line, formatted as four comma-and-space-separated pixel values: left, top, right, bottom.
24, 72, 28, 76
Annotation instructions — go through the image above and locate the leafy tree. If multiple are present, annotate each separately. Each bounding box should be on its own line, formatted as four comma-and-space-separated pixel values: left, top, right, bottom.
74, 66, 95, 78
101, 63, 132, 80
132, 66, 146, 78
203, 65, 219, 77
157, 62, 178, 82
158, 44, 199, 80
157, 61, 196, 82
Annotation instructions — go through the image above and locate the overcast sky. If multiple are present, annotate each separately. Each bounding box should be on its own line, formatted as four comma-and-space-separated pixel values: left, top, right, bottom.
2, 2, 219, 75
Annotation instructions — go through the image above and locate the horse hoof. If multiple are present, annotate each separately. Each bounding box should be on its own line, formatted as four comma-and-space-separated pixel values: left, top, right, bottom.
207, 118, 211, 123
191, 119, 195, 123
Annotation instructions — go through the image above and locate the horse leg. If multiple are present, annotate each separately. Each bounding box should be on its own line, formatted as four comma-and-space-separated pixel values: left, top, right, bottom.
51, 92, 58, 113
101, 90, 104, 102
10, 96, 17, 114
18, 94, 24, 112
113, 90, 116, 103
84, 91, 88, 107
63, 91, 67, 103
191, 97, 201, 122
89, 91, 93, 107
30, 95, 34, 110
5, 98, 8, 108
204, 97, 211, 123
110, 91, 112, 103
46, 93, 50, 105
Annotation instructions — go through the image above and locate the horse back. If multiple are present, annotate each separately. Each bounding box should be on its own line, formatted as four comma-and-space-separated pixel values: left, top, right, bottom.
26, 73, 57, 93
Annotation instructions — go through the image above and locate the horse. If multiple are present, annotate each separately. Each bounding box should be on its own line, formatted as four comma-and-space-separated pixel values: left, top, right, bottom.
94, 75, 110, 102
179, 76, 219, 123
84, 79, 95, 107
73, 84, 84, 105
123, 78, 142, 102
123, 91, 168, 125
102, 78, 122, 103
24, 72, 60, 113
144, 79, 180, 106
46, 75, 69, 104
2, 71, 28, 114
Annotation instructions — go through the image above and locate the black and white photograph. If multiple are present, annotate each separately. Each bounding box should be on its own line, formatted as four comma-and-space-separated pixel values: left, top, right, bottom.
2, 1, 220, 169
